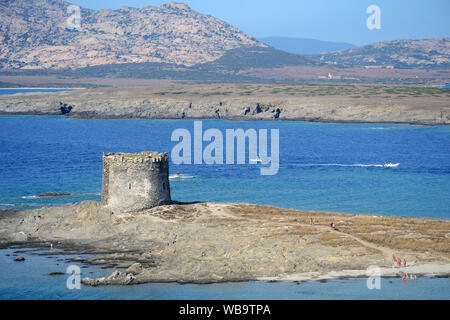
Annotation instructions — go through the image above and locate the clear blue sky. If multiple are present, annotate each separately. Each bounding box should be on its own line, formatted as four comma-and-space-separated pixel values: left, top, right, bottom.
70, 0, 450, 45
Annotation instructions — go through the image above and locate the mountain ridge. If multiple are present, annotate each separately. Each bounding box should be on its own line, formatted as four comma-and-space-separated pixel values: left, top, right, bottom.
0, 0, 448, 82
258, 36, 356, 55
0, 0, 264, 69
316, 38, 450, 69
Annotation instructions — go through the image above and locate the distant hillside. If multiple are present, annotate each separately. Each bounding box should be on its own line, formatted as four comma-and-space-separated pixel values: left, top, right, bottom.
1, 40, 448, 86
17, 46, 313, 82
317, 38, 450, 69
258, 37, 356, 55
0, 0, 264, 69
195, 46, 314, 71
0, 0, 448, 84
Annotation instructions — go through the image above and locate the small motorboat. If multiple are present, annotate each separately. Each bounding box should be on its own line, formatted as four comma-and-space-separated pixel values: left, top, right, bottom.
383, 162, 400, 168
170, 173, 182, 179
250, 157, 263, 163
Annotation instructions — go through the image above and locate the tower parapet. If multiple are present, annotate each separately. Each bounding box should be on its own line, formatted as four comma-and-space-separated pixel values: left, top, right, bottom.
101, 151, 171, 213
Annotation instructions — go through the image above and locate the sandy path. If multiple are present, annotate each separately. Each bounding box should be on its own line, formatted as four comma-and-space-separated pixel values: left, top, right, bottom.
321, 226, 394, 262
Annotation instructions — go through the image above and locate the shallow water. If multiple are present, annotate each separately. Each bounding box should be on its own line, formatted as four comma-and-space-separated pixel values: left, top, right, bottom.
0, 93, 449, 299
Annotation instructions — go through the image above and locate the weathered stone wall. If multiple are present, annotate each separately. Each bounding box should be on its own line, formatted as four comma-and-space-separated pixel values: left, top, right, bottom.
101, 151, 171, 213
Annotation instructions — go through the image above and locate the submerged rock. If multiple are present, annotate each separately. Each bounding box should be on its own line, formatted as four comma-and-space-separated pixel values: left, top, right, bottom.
35, 192, 74, 198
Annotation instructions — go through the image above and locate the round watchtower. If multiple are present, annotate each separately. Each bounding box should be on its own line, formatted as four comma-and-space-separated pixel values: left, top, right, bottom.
101, 151, 171, 213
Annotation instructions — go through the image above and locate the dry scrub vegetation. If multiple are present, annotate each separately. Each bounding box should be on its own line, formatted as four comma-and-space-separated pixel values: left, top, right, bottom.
226, 203, 450, 258
152, 83, 450, 99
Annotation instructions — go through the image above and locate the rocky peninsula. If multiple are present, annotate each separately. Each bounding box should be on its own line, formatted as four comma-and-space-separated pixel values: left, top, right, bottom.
0, 201, 449, 285
0, 84, 449, 125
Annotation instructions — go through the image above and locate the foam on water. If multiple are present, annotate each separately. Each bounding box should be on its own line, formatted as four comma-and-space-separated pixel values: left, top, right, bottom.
291, 163, 388, 168
169, 173, 195, 180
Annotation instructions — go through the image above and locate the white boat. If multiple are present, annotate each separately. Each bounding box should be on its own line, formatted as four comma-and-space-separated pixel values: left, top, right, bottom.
383, 162, 400, 168
250, 157, 263, 163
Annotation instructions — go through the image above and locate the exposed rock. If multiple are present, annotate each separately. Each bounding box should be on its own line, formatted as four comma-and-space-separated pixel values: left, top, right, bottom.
162, 2, 191, 11
273, 108, 281, 119
0, 0, 264, 70
124, 273, 136, 285
0, 84, 448, 125
106, 270, 122, 280
318, 38, 450, 69
11, 232, 28, 242
14, 257, 25, 262
81, 277, 102, 287
253, 104, 263, 114
126, 263, 144, 275
0, 200, 449, 286
59, 103, 73, 115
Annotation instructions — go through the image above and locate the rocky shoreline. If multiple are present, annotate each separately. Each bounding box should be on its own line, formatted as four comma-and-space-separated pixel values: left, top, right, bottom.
0, 84, 449, 125
1, 201, 449, 286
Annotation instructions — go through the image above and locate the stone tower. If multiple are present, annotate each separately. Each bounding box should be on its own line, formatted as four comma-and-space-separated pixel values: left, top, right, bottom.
101, 151, 171, 213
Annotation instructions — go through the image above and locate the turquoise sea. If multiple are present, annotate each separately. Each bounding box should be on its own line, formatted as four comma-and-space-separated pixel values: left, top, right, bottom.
0, 89, 449, 299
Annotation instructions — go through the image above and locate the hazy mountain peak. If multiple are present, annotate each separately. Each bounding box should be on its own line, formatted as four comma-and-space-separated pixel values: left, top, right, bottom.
319, 38, 450, 68
258, 36, 356, 55
161, 2, 191, 11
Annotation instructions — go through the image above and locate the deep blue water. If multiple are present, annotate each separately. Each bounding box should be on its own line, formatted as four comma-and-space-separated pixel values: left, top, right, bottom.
0, 88, 72, 95
0, 91, 449, 299
0, 116, 449, 218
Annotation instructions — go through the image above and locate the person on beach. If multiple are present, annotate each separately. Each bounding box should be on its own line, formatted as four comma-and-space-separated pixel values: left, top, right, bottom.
397, 258, 402, 267
310, 218, 314, 226
392, 254, 396, 262
330, 222, 338, 231
403, 258, 407, 267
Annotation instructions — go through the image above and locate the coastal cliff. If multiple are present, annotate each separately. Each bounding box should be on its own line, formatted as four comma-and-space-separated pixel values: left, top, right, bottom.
1, 201, 449, 285
0, 84, 449, 125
